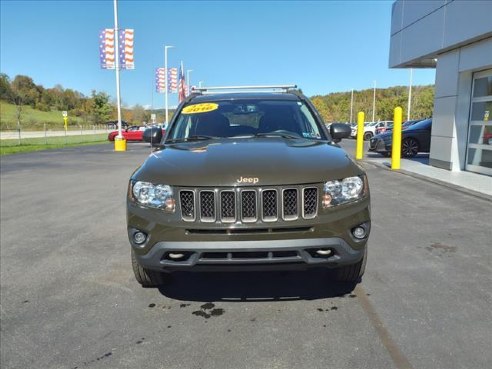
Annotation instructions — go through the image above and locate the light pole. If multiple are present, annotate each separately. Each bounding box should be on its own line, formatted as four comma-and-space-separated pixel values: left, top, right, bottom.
372, 80, 376, 122
186, 69, 193, 95
164, 45, 174, 124
198, 81, 204, 88
113, 0, 123, 140
350, 88, 354, 124
407, 68, 413, 121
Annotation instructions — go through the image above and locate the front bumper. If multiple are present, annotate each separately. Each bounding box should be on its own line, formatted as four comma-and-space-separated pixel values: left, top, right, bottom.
131, 236, 367, 272
127, 196, 370, 272
369, 138, 391, 153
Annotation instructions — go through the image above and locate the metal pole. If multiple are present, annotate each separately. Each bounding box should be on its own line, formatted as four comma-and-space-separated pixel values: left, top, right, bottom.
114, 0, 123, 139
187, 69, 193, 95
350, 89, 354, 124
165, 45, 174, 124
372, 81, 376, 123
198, 81, 203, 88
44, 123, 47, 145
407, 68, 413, 121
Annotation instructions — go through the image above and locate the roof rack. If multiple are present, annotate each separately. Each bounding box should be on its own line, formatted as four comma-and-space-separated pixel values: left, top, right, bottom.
191, 85, 297, 94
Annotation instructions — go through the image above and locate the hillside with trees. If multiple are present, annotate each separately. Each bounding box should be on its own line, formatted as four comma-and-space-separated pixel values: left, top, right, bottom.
0, 73, 164, 130
1, 73, 434, 129
311, 85, 434, 123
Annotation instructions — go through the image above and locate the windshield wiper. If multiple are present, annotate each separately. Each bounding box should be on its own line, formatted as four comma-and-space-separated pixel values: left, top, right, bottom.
254, 131, 302, 139
165, 135, 216, 143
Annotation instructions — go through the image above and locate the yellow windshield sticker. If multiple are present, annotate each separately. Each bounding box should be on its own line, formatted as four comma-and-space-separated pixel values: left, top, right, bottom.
182, 103, 219, 114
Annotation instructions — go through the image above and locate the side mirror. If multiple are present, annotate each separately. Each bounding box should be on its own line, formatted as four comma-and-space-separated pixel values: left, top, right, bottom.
330, 123, 351, 142
143, 127, 163, 146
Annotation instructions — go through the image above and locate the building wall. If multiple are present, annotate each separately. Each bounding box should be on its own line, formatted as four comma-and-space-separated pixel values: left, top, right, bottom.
390, 0, 492, 68
389, 0, 492, 172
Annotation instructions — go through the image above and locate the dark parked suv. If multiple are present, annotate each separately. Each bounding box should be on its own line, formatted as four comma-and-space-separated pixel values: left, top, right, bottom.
128, 86, 371, 287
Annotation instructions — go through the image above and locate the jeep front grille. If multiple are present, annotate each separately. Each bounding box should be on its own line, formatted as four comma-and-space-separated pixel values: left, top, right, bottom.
179, 186, 318, 223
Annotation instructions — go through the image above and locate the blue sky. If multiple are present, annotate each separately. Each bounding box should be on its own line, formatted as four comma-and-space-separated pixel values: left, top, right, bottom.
1, 0, 436, 109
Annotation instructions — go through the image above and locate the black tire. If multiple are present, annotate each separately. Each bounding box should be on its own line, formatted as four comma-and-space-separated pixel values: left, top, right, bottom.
402, 137, 419, 157
335, 248, 367, 283
363, 132, 373, 141
131, 250, 168, 287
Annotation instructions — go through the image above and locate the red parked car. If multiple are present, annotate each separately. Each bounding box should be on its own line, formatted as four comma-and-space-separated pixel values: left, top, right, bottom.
108, 126, 146, 142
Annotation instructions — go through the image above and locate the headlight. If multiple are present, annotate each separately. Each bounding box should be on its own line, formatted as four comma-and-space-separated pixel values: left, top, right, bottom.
131, 181, 175, 212
322, 175, 367, 208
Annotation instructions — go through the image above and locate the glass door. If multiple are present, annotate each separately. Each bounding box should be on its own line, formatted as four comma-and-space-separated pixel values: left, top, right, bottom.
466, 69, 492, 176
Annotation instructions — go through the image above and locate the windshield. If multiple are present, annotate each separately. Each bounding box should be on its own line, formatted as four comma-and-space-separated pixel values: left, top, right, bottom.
167, 100, 326, 141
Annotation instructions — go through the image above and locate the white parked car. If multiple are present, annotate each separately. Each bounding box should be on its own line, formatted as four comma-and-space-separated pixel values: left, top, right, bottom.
351, 121, 393, 140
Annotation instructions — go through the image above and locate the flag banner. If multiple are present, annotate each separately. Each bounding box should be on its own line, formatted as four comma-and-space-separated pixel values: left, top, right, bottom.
99, 29, 115, 69
168, 68, 178, 92
155, 68, 166, 93
155, 68, 178, 93
118, 29, 134, 69
178, 62, 186, 102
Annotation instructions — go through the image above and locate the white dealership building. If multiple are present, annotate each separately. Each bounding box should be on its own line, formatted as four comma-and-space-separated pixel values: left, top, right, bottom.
389, 0, 492, 175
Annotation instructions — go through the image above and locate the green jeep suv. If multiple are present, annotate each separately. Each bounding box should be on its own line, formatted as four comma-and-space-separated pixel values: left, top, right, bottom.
127, 86, 370, 287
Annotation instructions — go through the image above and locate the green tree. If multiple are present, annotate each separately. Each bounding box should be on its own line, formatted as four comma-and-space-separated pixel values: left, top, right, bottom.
91, 91, 113, 124
11, 75, 39, 108
0, 73, 13, 101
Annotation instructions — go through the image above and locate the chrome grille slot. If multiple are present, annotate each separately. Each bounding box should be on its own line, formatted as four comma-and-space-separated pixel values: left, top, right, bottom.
261, 189, 278, 222
282, 188, 298, 220
302, 187, 318, 219
179, 185, 319, 223
199, 191, 216, 222
220, 191, 236, 222
179, 191, 195, 221
241, 190, 257, 222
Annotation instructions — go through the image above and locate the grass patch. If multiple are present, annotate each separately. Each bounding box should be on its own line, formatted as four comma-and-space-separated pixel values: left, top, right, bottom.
0, 100, 87, 130
1, 134, 108, 155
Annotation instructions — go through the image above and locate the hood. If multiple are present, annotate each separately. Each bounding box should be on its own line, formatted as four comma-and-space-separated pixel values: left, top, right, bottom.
133, 138, 362, 187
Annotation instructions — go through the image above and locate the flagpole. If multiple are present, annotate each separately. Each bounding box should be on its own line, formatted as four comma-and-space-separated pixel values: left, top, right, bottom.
164, 45, 174, 124
113, 0, 123, 139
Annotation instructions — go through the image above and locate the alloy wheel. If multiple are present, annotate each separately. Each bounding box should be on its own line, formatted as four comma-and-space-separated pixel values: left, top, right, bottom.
402, 138, 419, 157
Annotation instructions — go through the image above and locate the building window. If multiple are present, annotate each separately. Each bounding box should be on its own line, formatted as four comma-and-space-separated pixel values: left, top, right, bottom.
466, 69, 492, 176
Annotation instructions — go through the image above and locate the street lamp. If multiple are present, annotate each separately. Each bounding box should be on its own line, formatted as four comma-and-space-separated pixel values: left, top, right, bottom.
372, 80, 376, 123
186, 69, 193, 95
407, 68, 413, 121
164, 45, 174, 124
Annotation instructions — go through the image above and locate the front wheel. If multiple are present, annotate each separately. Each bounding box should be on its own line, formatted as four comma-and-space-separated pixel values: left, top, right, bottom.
363, 132, 373, 141
402, 138, 419, 157
335, 248, 367, 283
131, 250, 169, 287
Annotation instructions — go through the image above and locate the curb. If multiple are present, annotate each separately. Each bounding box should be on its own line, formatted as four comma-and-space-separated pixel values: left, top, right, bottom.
362, 160, 492, 202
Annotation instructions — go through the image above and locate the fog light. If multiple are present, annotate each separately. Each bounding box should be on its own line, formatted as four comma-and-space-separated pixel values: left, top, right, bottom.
352, 226, 366, 239
133, 231, 147, 244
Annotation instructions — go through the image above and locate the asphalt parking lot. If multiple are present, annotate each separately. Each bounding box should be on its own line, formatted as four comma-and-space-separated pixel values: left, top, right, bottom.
1, 142, 491, 369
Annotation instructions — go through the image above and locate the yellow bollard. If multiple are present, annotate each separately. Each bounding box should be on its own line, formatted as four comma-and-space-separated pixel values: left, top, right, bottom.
391, 107, 403, 170
114, 137, 127, 152
356, 111, 365, 160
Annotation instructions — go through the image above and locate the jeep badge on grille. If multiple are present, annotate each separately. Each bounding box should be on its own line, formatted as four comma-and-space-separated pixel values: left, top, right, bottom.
237, 176, 259, 184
